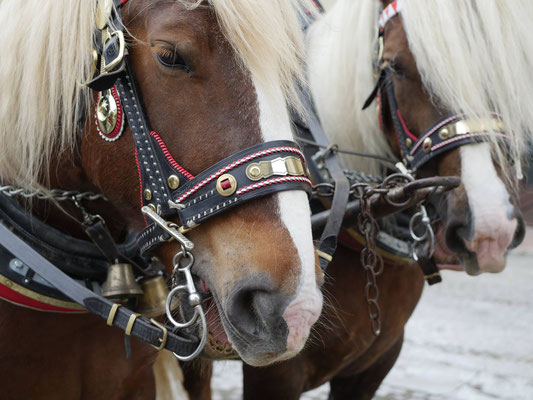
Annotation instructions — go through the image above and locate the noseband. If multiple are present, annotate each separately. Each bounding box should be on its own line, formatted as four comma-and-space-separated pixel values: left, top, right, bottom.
363, 0, 505, 173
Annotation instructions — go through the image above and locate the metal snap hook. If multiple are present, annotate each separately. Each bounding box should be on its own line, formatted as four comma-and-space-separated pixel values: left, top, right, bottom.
171, 305, 208, 361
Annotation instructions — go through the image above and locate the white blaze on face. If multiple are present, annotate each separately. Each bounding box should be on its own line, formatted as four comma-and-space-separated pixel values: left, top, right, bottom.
254, 79, 323, 357
460, 143, 517, 272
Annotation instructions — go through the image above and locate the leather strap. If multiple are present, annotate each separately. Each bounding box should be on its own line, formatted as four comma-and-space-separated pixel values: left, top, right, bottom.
294, 87, 350, 270
0, 222, 198, 354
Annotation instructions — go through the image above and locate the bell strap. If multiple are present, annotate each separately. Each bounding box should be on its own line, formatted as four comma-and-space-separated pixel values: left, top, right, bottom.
0, 222, 198, 355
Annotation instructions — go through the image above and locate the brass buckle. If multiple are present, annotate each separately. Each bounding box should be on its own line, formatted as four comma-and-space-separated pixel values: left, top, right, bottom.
101, 30, 125, 74
150, 319, 168, 351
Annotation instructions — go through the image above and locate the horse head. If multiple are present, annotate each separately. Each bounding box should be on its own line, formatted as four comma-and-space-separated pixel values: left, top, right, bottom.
0, 0, 322, 367
308, 0, 530, 276
374, 0, 527, 275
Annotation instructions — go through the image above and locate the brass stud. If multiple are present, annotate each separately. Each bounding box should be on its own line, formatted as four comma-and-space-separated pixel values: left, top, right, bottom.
167, 175, 180, 190
439, 128, 454, 140
143, 189, 153, 201
216, 174, 237, 197
406, 138, 413, 148
422, 137, 433, 153
147, 204, 156, 212
247, 165, 261, 180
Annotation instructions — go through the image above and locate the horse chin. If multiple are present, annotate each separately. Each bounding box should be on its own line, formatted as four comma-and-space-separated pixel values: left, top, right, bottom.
433, 225, 486, 275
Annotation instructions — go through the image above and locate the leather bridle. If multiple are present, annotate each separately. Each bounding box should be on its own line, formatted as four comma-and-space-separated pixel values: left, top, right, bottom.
363, 0, 505, 174
88, 0, 312, 255
360, 0, 507, 282
0, 0, 312, 360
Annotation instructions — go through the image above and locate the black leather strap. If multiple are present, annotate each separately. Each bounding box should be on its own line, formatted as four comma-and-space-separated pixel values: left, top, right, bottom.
0, 221, 198, 354
294, 87, 350, 270
0, 195, 145, 281
416, 256, 442, 285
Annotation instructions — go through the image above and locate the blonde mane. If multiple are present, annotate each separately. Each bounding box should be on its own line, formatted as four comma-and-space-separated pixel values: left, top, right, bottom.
308, 0, 533, 180
307, 0, 391, 176
0, 0, 313, 189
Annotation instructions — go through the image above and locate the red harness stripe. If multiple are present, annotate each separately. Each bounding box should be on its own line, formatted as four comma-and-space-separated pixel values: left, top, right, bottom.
0, 281, 85, 313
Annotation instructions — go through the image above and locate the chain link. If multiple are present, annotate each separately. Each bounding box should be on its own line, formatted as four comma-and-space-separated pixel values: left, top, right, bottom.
0, 185, 107, 202
353, 185, 384, 336
312, 169, 420, 336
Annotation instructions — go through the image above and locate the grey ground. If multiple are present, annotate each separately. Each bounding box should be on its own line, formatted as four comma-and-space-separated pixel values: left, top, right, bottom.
211, 242, 533, 399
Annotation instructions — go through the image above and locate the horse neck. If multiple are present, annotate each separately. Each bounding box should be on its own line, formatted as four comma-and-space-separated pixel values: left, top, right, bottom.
28, 127, 130, 242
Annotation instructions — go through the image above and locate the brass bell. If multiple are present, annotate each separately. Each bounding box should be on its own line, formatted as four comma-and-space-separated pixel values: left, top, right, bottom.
136, 276, 170, 318
101, 263, 143, 301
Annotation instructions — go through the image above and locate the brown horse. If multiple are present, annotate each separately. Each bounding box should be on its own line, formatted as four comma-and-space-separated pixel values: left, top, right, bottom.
0, 0, 325, 398
238, 0, 530, 399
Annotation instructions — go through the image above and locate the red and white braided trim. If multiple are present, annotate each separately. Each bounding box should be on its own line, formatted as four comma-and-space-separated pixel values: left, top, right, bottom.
236, 176, 312, 196
429, 132, 499, 152
149, 131, 195, 180
175, 146, 305, 203
409, 115, 462, 156
379, 0, 402, 29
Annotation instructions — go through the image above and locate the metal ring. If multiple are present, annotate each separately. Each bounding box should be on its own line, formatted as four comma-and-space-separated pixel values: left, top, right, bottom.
172, 251, 195, 272
172, 304, 208, 361
165, 286, 200, 329
382, 173, 415, 208
409, 211, 428, 242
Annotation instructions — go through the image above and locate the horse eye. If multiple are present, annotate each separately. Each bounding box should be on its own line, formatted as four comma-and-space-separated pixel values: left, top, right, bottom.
156, 49, 191, 72
388, 61, 405, 78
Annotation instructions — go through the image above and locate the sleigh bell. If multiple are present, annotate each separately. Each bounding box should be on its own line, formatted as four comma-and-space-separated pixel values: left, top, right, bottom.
136, 275, 169, 318
101, 263, 143, 300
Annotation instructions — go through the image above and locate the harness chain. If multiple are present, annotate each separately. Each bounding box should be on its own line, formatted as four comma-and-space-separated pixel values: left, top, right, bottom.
354, 184, 383, 336
0, 185, 107, 202
313, 179, 387, 336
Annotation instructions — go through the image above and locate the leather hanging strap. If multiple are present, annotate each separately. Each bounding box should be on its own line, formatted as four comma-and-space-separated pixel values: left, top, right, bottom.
294, 87, 350, 270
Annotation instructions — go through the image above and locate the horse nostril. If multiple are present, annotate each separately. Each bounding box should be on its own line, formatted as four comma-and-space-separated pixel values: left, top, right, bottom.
445, 219, 470, 253
509, 212, 526, 249
226, 276, 288, 343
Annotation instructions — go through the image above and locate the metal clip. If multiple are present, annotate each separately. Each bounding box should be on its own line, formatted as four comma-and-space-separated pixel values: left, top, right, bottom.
141, 206, 194, 251
165, 251, 208, 361
409, 205, 436, 261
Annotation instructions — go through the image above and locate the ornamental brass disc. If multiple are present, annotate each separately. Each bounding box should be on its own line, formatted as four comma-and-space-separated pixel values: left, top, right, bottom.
97, 89, 119, 135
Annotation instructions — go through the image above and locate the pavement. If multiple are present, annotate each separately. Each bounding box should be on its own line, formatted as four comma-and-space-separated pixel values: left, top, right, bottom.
211, 228, 533, 399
